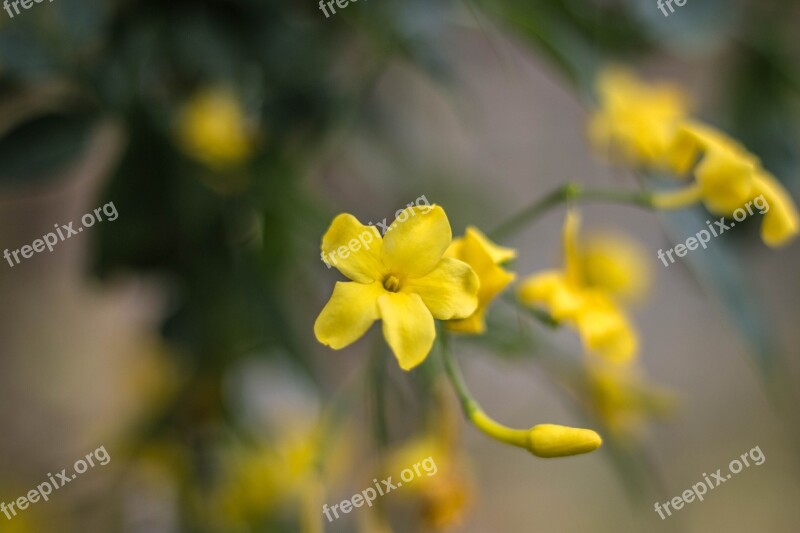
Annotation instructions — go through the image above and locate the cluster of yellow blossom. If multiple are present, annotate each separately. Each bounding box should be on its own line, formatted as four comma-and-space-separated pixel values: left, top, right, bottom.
313, 204, 602, 461
590, 67, 799, 247
311, 67, 799, 482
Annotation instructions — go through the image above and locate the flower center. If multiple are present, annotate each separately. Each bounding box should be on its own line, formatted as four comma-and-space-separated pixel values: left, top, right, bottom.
383, 275, 401, 292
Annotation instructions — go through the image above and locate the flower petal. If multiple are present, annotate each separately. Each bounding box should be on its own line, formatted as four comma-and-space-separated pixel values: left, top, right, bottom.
377, 292, 435, 371
401, 258, 479, 320
695, 145, 758, 216
753, 172, 800, 248
462, 226, 516, 264
381, 205, 451, 279
446, 309, 487, 334
517, 271, 583, 321
314, 281, 384, 349
581, 233, 650, 301
575, 293, 638, 363
321, 214, 385, 283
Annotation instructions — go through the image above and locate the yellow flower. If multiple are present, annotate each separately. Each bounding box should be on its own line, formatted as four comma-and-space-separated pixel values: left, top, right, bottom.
580, 233, 650, 302
314, 206, 479, 370
444, 226, 516, 334
384, 435, 473, 529
583, 361, 676, 440
517, 211, 642, 363
589, 66, 689, 169
177, 87, 253, 168
655, 121, 800, 247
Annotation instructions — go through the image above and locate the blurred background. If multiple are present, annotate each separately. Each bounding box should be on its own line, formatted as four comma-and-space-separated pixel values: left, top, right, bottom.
1, 0, 799, 531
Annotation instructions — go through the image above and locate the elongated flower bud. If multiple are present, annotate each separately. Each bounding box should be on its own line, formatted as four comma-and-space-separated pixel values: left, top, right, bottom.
526, 424, 602, 458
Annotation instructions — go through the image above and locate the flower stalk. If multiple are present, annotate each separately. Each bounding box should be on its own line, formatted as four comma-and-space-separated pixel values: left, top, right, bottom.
489, 183, 654, 241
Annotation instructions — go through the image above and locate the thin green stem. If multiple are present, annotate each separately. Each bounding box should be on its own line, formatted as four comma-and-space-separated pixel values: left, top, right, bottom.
439, 330, 478, 417
439, 331, 529, 448
489, 183, 654, 241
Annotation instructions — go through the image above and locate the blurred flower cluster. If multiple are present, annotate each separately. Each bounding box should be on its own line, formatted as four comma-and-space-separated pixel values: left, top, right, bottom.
2, 0, 800, 531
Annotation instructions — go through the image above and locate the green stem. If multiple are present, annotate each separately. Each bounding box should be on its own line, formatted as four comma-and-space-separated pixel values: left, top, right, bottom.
439, 331, 529, 448
489, 183, 654, 241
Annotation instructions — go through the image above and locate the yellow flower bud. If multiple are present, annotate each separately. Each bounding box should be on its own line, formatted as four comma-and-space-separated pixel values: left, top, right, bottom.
526, 424, 603, 458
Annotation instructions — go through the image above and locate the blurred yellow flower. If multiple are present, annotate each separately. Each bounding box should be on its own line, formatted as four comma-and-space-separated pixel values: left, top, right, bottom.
445, 226, 516, 334
216, 423, 349, 530
580, 233, 650, 302
655, 121, 800, 247
589, 66, 689, 168
583, 361, 676, 440
177, 87, 253, 168
517, 211, 643, 363
382, 385, 474, 530
314, 206, 479, 370
384, 435, 473, 529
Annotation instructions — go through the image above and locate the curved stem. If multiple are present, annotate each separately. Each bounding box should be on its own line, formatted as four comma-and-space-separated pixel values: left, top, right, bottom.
439, 331, 529, 448
489, 183, 654, 241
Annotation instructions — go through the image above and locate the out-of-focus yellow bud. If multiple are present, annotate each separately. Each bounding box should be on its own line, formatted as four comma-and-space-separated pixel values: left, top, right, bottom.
526, 424, 603, 458
177, 87, 254, 168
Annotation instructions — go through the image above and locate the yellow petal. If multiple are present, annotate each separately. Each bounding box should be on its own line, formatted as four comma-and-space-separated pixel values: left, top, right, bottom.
401, 258, 479, 320
321, 214, 385, 283
445, 227, 516, 333
581, 233, 650, 301
575, 293, 638, 363
517, 271, 583, 320
445, 309, 487, 334
753, 172, 800, 247
381, 205, 451, 279
669, 122, 760, 214
462, 226, 516, 264
695, 144, 758, 215
526, 424, 602, 458
314, 281, 384, 349
377, 292, 436, 371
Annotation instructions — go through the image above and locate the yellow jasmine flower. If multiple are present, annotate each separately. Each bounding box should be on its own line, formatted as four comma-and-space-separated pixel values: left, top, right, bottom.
580, 233, 650, 302
444, 226, 516, 334
517, 211, 642, 363
655, 121, 800, 247
215, 424, 350, 530
589, 66, 689, 169
583, 361, 676, 440
384, 435, 473, 529
314, 206, 479, 370
177, 87, 253, 168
